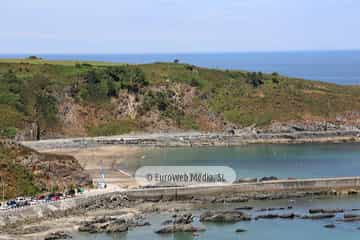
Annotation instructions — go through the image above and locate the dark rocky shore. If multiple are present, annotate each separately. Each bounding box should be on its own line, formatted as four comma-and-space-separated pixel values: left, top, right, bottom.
1, 186, 360, 239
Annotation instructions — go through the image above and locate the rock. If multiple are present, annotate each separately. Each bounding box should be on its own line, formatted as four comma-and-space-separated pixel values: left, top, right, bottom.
324, 224, 336, 228
161, 220, 173, 226
20, 226, 50, 235
309, 209, 322, 214
344, 213, 360, 219
348, 189, 358, 195
224, 196, 249, 203
155, 224, 206, 234
234, 206, 253, 210
78, 216, 129, 233
200, 211, 251, 223
256, 207, 285, 212
279, 213, 298, 219
106, 222, 129, 233
339, 216, 360, 222
259, 176, 278, 182
309, 208, 344, 214
175, 213, 194, 224
44, 231, 72, 240
302, 214, 336, 220
235, 228, 247, 233
162, 213, 194, 225
255, 214, 279, 220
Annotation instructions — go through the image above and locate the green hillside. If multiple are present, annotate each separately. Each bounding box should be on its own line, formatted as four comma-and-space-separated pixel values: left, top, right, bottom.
0, 58, 359, 139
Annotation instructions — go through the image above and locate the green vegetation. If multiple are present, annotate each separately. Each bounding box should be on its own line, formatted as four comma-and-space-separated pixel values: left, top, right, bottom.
79, 66, 148, 103
0, 58, 359, 138
0, 144, 39, 199
87, 119, 138, 136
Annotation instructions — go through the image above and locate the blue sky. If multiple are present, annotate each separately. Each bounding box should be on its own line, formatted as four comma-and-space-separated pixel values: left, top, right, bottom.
1, 0, 359, 53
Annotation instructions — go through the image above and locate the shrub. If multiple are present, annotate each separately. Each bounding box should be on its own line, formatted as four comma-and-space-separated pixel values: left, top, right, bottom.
246, 72, 264, 87
88, 120, 138, 136
224, 110, 255, 126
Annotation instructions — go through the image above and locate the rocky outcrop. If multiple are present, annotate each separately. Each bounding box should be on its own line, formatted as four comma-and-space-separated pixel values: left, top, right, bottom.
255, 213, 299, 220
155, 224, 205, 234
302, 213, 336, 220
234, 206, 253, 210
79, 217, 129, 233
200, 211, 251, 223
309, 208, 344, 214
78, 214, 146, 234
0, 140, 91, 198
44, 231, 72, 240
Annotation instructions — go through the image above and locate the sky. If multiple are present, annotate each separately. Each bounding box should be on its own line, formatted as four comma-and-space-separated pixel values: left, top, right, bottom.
1, 0, 360, 54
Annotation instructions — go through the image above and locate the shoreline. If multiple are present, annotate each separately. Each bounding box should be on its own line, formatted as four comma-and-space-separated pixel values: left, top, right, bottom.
2, 177, 360, 239
20, 130, 360, 150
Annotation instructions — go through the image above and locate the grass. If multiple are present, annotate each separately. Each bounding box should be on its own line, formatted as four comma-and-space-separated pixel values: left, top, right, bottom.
0, 58, 126, 66
0, 59, 359, 138
87, 120, 139, 136
0, 144, 40, 199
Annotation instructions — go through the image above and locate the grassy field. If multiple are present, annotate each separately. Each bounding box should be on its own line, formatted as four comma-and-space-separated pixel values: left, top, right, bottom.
0, 58, 359, 138
0, 58, 125, 66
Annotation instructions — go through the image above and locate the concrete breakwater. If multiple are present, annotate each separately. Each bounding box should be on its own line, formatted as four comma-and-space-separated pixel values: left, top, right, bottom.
125, 177, 360, 201
21, 130, 360, 150
2, 177, 360, 226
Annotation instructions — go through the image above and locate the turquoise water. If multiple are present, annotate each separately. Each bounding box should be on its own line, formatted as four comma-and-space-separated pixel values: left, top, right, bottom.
123, 143, 360, 179
74, 143, 360, 239
74, 196, 360, 240
2, 51, 360, 84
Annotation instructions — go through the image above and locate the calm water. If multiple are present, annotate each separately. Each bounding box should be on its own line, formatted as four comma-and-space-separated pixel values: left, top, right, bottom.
123, 143, 360, 179
74, 196, 360, 240
78, 143, 360, 239
2, 50, 360, 85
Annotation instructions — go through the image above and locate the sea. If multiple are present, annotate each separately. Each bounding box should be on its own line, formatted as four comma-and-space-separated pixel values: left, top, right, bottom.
81, 143, 360, 240
2, 51, 360, 239
1, 50, 360, 85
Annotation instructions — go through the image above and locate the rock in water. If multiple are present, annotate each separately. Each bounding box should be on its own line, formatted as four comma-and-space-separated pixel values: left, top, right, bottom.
155, 224, 206, 234
78, 216, 129, 233
44, 231, 72, 240
302, 214, 336, 220
234, 206, 253, 210
200, 211, 251, 223
309, 208, 344, 214
324, 224, 336, 228
235, 228, 247, 233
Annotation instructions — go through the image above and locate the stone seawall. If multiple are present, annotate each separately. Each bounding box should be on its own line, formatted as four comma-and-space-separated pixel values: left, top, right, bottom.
21, 130, 360, 150
125, 177, 360, 201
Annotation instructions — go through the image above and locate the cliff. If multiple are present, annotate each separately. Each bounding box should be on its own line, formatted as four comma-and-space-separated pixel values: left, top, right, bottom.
0, 139, 91, 199
0, 59, 359, 140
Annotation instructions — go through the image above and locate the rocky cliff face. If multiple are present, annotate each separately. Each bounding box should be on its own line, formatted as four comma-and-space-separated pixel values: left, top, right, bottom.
0, 139, 92, 199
